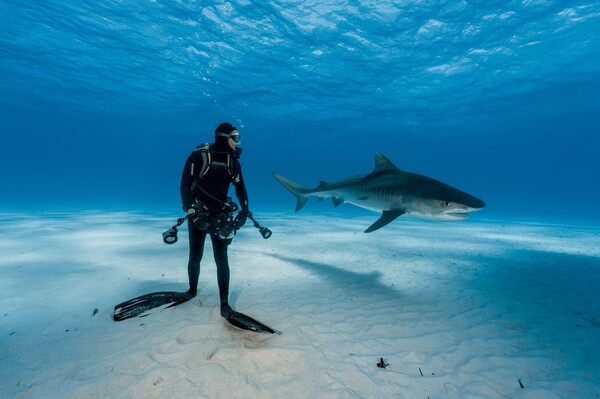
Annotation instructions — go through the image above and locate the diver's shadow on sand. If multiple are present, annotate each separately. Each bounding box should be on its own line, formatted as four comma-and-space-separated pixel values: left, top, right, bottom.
266, 253, 403, 300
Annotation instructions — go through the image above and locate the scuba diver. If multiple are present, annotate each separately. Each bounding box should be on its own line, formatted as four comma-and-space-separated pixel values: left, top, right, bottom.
114, 122, 274, 333
180, 122, 259, 324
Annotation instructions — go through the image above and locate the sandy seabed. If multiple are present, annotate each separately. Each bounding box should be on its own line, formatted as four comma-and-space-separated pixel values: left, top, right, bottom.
0, 211, 598, 399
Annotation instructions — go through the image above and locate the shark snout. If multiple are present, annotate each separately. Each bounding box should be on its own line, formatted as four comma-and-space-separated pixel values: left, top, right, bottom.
468, 197, 486, 210
453, 196, 486, 213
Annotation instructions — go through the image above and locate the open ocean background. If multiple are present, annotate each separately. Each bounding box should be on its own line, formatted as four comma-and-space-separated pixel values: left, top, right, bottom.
2, 3, 600, 398
1, 0, 599, 224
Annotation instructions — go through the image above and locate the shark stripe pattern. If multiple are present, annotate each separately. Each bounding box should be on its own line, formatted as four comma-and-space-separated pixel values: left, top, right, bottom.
273, 153, 485, 233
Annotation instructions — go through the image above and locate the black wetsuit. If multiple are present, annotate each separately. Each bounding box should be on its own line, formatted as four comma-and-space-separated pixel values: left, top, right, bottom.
180, 139, 249, 310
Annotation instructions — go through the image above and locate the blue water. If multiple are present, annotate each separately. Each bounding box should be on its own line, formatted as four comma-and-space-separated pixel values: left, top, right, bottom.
1, 1, 599, 223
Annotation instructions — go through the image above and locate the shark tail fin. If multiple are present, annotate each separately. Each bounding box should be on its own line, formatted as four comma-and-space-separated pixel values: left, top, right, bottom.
272, 172, 310, 212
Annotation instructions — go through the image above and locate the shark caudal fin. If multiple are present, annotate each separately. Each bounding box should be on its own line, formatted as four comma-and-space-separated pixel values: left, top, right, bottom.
273, 172, 310, 212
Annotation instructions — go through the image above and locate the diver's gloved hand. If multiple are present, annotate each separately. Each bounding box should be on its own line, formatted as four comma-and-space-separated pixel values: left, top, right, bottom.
234, 210, 249, 229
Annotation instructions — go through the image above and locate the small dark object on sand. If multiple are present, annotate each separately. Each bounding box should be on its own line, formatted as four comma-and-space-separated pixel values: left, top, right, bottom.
377, 358, 389, 369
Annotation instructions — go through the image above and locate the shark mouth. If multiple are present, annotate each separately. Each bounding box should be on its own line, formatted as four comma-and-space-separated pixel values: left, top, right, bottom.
445, 212, 469, 220
441, 209, 471, 220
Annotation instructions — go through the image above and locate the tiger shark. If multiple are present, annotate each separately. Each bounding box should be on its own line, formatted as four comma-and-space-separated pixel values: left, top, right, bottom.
273, 153, 485, 233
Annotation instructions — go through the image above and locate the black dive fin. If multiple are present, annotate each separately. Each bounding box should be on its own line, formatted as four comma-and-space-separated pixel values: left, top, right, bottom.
113, 291, 194, 321
365, 209, 406, 233
222, 307, 275, 334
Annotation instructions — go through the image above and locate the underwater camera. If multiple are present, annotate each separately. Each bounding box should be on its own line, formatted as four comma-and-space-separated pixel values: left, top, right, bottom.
216, 223, 235, 240
162, 211, 271, 244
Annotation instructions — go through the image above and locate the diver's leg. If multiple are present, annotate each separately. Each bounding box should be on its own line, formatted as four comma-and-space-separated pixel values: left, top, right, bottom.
210, 234, 232, 315
187, 219, 207, 296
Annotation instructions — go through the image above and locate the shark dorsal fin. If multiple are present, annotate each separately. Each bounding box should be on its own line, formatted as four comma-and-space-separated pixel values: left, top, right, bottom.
374, 153, 399, 173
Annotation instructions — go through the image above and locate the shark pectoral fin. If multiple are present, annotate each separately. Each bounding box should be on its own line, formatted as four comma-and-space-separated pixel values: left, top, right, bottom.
332, 197, 344, 207
364, 209, 406, 233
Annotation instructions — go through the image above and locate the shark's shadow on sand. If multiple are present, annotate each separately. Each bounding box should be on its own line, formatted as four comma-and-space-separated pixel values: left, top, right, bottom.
265, 252, 403, 301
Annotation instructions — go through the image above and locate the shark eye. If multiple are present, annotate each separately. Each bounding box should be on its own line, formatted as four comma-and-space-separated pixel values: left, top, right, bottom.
445, 202, 450, 207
